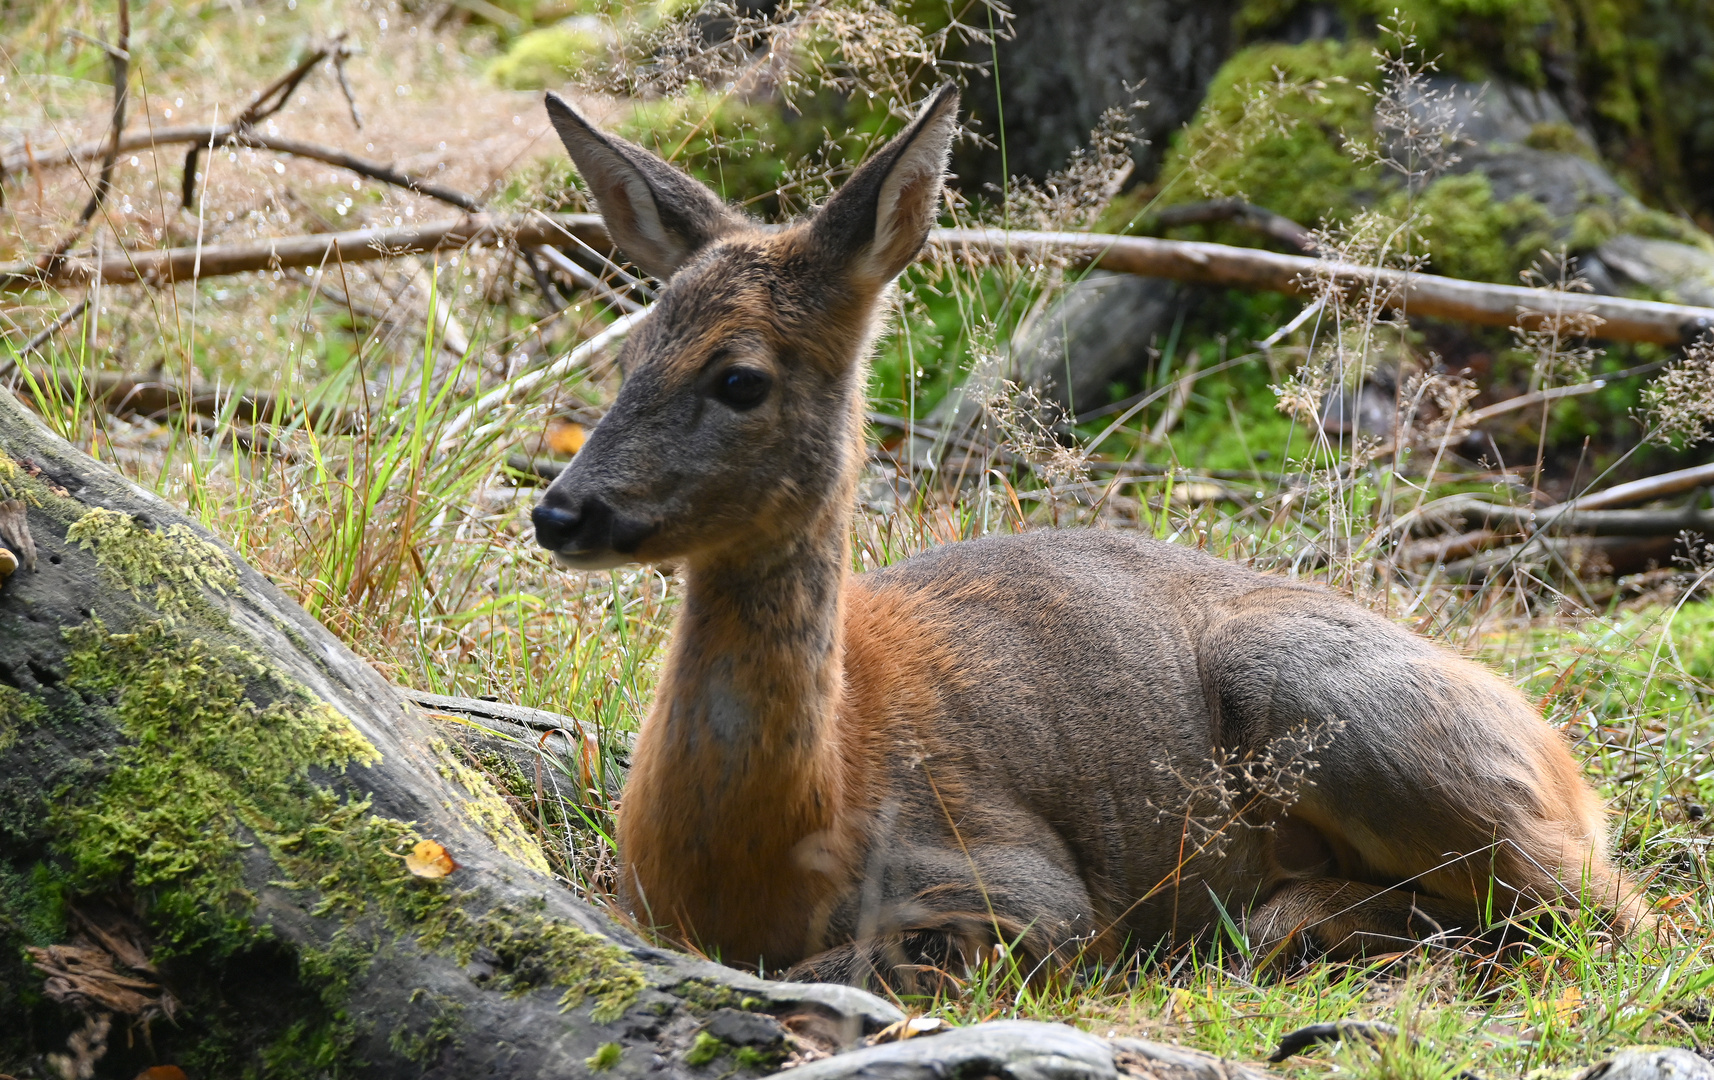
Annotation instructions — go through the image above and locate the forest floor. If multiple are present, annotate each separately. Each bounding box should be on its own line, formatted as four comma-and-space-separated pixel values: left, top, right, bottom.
4, 1, 1713, 1077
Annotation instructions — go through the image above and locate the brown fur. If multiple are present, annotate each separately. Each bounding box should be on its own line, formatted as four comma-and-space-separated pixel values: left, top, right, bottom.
532, 86, 1644, 984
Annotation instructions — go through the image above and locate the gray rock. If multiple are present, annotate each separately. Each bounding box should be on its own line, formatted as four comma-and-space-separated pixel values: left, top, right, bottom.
1400, 77, 1629, 225
705, 1007, 786, 1047
1010, 272, 1196, 415
784, 1020, 1119, 1080
780, 1020, 1280, 1080
1594, 235, 1714, 307
1578, 1047, 1714, 1080
1469, 148, 1629, 221
1417, 76, 1597, 157
1395, 75, 1714, 295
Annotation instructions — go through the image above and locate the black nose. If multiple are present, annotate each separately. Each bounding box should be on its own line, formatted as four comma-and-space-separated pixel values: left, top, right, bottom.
531, 501, 583, 551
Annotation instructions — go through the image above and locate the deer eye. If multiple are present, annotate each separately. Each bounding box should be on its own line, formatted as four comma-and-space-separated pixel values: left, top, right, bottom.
713, 367, 771, 411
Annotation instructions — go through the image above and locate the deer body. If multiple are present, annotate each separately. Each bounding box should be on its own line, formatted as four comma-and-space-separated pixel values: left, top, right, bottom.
533, 87, 1636, 983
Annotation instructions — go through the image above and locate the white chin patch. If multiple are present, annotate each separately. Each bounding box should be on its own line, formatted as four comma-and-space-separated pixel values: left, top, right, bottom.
552, 550, 635, 571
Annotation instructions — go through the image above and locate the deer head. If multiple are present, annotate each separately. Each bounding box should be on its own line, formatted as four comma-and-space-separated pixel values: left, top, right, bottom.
530, 87, 959, 572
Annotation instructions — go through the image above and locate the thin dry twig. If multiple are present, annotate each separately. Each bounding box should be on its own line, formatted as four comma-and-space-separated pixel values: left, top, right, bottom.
180, 35, 353, 207
35, 0, 130, 275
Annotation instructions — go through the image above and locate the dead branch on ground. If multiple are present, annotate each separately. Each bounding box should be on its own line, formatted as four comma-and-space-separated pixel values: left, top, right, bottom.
0, 213, 612, 291
1149, 199, 1319, 255
11, 217, 1714, 345
930, 227, 1714, 346
33, 0, 129, 273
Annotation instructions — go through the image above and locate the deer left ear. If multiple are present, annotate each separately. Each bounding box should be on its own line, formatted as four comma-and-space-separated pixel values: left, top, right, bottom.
545, 92, 748, 280
809, 85, 959, 291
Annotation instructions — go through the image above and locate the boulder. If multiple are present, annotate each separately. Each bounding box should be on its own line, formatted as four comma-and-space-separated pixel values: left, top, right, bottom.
1593, 235, 1714, 307
1414, 77, 1629, 223
1010, 272, 1196, 416
1577, 1047, 1714, 1080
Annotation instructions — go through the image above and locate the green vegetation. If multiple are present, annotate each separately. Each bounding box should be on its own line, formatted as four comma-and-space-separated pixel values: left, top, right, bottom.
490, 24, 609, 89
587, 1041, 625, 1070
54, 621, 378, 953
1234, 0, 1714, 215
1137, 39, 1384, 234
682, 1030, 727, 1066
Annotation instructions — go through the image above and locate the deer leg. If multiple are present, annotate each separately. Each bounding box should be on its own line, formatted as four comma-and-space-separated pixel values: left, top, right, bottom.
791, 841, 1104, 991
1246, 878, 1479, 967
785, 912, 1015, 994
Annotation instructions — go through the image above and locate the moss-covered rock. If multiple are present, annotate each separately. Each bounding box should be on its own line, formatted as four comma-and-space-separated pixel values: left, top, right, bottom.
1131, 38, 1383, 232
1235, 0, 1714, 219
1118, 36, 1714, 285
490, 22, 609, 89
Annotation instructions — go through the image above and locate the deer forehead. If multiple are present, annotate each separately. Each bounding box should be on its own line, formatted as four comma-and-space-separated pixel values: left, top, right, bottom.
623, 231, 843, 379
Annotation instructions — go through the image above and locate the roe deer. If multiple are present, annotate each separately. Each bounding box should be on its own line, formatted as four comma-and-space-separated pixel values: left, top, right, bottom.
531, 85, 1642, 986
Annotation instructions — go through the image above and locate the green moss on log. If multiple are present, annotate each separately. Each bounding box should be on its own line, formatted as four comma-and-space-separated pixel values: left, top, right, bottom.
683, 1030, 727, 1067
588, 1042, 624, 1070
53, 620, 380, 952
3, 473, 645, 1070
0, 685, 41, 753
430, 738, 553, 875
66, 507, 238, 625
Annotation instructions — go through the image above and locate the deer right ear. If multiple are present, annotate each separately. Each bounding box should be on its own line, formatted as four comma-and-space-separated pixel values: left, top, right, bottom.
545, 93, 746, 280
808, 84, 959, 292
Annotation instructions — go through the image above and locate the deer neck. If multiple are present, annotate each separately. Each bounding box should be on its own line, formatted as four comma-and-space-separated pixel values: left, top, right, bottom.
662, 498, 852, 797
620, 479, 862, 957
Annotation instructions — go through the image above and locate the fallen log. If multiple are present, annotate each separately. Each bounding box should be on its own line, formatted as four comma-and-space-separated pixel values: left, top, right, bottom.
1401, 493, 1714, 539
1438, 534, 1679, 581
8, 216, 1714, 346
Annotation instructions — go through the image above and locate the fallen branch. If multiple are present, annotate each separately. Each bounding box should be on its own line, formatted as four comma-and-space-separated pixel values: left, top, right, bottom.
1462, 358, 1673, 427
1439, 534, 1678, 581
435, 307, 647, 450
1402, 494, 1714, 539
405, 689, 592, 737
929, 227, 1714, 346
1, 37, 350, 199
184, 128, 481, 211
1270, 1020, 1406, 1063
0, 213, 613, 291
1150, 198, 1318, 255
12, 217, 1714, 346
9, 368, 356, 441
34, 0, 129, 270
1560, 461, 1714, 512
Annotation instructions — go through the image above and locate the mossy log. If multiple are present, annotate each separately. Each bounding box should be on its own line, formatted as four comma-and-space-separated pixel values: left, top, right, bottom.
0, 386, 905, 1078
